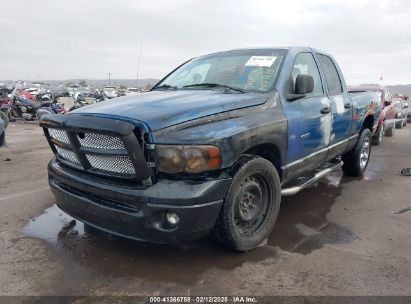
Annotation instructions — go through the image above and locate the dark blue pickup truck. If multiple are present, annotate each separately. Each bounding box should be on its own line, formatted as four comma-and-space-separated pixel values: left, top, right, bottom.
40, 47, 379, 251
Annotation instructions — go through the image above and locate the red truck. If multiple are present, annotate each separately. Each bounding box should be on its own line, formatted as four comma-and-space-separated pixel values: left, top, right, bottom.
349, 85, 397, 143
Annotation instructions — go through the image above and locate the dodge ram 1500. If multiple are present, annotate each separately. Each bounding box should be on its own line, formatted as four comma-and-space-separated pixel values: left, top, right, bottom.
40, 47, 378, 251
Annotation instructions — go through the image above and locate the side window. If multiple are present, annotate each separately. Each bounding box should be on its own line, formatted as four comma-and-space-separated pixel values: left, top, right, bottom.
317, 54, 343, 96
290, 53, 323, 97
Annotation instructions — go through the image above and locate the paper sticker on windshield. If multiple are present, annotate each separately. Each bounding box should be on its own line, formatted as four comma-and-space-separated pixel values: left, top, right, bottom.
245, 56, 277, 67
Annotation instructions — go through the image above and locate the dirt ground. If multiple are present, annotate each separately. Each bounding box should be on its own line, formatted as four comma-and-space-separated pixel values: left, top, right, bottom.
0, 121, 410, 297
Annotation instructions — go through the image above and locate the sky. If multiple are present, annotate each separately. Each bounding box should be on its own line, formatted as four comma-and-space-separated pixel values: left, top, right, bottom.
1, 0, 411, 85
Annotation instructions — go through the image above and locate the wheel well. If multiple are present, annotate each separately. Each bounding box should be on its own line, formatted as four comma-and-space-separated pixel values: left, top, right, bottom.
244, 144, 282, 180
362, 115, 374, 132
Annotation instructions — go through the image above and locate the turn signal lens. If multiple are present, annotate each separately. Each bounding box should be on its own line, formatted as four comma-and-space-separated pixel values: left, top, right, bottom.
156, 145, 221, 174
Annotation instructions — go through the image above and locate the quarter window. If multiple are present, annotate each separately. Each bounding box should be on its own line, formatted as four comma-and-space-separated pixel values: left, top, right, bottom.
317, 54, 343, 96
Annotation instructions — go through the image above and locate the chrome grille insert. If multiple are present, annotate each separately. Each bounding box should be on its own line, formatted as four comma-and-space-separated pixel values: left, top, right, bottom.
78, 133, 125, 150
55, 146, 80, 165
48, 128, 70, 145
86, 154, 135, 174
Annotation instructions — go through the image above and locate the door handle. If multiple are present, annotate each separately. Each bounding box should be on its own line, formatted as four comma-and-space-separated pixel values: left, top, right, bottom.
344, 103, 352, 108
321, 107, 331, 114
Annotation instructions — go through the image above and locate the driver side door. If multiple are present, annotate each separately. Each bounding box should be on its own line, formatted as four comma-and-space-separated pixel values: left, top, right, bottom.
282, 52, 331, 180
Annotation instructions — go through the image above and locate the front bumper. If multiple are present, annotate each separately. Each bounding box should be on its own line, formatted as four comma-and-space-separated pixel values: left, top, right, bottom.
48, 158, 231, 243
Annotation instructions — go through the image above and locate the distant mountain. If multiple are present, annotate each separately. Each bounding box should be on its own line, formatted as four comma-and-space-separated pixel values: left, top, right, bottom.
388, 84, 411, 97
0, 78, 160, 89
50, 78, 160, 89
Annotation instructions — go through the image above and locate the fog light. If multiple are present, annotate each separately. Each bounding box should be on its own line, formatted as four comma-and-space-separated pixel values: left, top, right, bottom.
166, 212, 179, 226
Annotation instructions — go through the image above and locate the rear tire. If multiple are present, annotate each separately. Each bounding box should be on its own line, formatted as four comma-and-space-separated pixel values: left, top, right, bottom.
212, 156, 281, 251
385, 122, 395, 137
342, 129, 372, 177
396, 120, 403, 129
7, 109, 18, 122
372, 124, 383, 145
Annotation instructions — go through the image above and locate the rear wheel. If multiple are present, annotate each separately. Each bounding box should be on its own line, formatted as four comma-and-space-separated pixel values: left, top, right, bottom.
212, 156, 281, 251
396, 119, 403, 129
372, 124, 384, 145
7, 108, 18, 122
385, 122, 395, 137
342, 129, 372, 176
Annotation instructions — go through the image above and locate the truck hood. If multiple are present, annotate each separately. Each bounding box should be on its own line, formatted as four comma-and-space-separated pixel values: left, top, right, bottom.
73, 90, 267, 131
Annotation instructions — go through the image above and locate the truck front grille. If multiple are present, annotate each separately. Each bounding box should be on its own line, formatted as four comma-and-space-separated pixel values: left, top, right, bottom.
48, 128, 70, 145
47, 128, 138, 177
85, 154, 135, 174
78, 133, 125, 150
55, 145, 80, 165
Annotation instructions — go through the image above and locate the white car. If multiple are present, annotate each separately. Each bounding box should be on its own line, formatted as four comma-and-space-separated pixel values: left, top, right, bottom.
25, 87, 40, 96
103, 86, 118, 99
125, 87, 140, 96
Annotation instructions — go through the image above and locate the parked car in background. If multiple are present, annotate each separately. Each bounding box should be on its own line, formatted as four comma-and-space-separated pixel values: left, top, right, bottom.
41, 47, 378, 251
18, 90, 33, 100
407, 101, 411, 122
103, 86, 118, 99
348, 85, 397, 139
393, 98, 408, 128
125, 87, 140, 96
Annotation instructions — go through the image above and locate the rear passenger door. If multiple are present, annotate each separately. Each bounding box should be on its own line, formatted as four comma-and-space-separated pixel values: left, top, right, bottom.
316, 53, 352, 160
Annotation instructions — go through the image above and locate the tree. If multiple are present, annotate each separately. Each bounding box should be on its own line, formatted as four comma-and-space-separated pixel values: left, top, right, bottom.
79, 79, 88, 87
144, 83, 153, 91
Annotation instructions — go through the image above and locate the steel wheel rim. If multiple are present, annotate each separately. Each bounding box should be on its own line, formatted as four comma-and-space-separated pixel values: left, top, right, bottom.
234, 174, 271, 236
360, 136, 370, 169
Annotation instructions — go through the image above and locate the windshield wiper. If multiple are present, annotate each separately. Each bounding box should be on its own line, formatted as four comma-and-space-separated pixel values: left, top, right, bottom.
183, 83, 244, 93
152, 84, 178, 91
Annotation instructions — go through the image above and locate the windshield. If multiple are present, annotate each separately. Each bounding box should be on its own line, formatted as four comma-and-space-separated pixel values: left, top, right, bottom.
155, 49, 286, 93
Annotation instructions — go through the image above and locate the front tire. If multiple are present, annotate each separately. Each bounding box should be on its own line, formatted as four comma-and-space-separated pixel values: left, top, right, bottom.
212, 156, 281, 251
342, 129, 372, 176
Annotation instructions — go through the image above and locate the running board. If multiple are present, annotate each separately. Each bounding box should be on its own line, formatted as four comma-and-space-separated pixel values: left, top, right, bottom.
281, 160, 343, 196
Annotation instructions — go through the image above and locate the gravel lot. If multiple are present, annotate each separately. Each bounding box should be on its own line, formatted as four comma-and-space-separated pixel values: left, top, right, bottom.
0, 121, 410, 297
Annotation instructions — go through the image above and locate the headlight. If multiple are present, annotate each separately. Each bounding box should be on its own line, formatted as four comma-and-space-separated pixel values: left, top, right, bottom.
156, 145, 221, 174
397, 112, 402, 117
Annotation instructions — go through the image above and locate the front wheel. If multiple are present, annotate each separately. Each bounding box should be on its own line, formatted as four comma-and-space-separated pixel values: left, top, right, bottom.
212, 156, 281, 251
342, 129, 372, 176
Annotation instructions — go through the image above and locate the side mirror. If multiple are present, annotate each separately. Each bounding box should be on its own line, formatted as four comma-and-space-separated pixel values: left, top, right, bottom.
295, 74, 314, 94
384, 100, 392, 107
286, 74, 314, 101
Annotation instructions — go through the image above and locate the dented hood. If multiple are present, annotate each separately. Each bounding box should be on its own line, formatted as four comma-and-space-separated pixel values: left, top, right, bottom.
72, 90, 267, 131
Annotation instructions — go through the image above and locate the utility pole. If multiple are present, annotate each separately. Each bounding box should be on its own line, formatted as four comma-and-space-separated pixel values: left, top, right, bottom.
136, 43, 143, 88
107, 72, 112, 85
